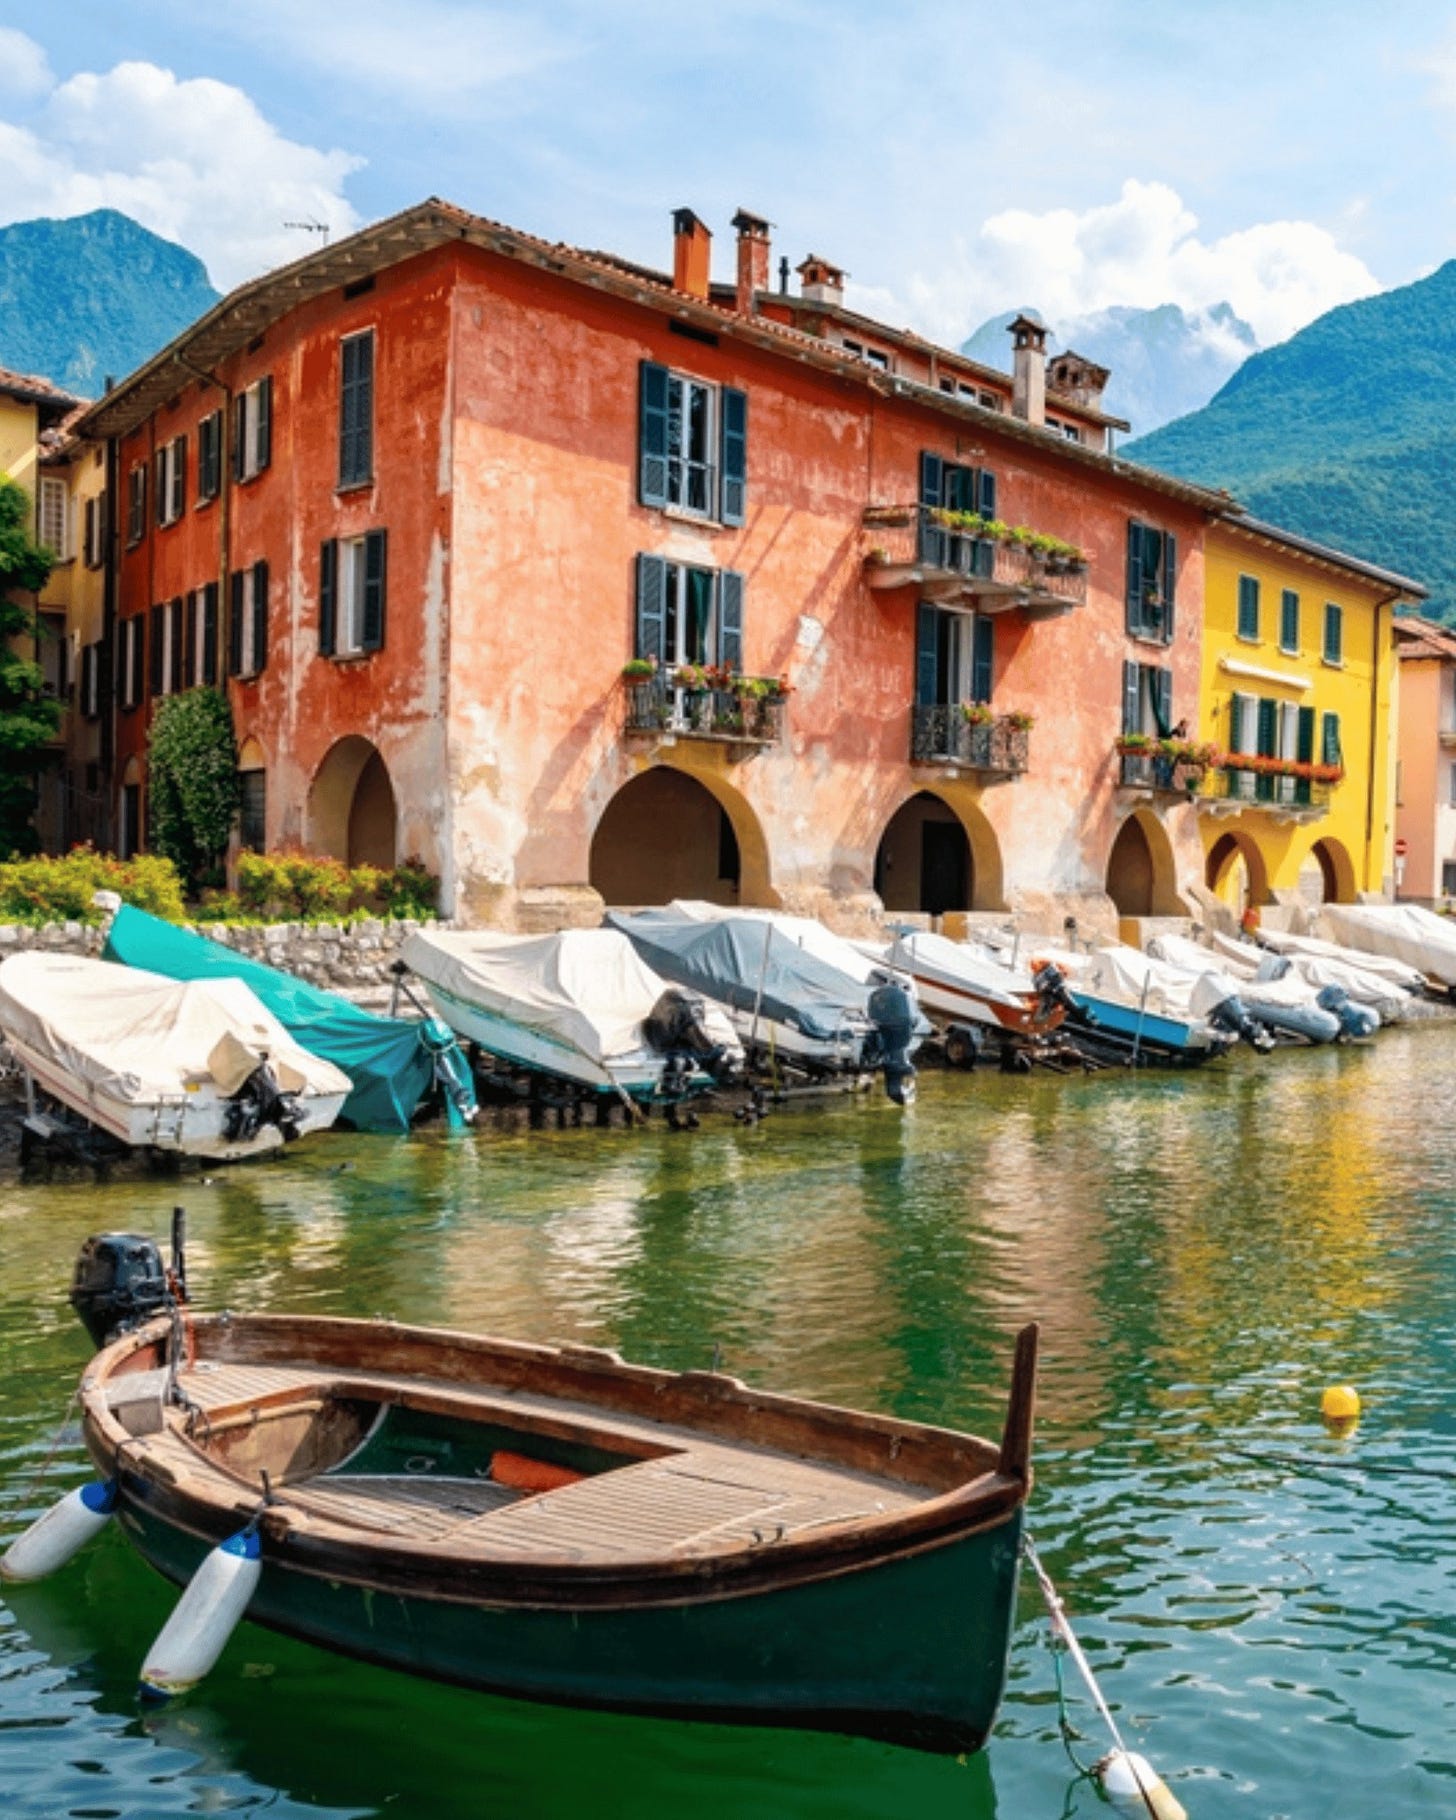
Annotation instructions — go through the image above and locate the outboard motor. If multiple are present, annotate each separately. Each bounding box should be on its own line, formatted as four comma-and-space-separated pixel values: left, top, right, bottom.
70, 1232, 171, 1349
643, 988, 735, 1084
866, 972, 918, 1107
222, 1060, 304, 1146
1316, 983, 1380, 1040
1206, 992, 1276, 1054
1031, 958, 1077, 1023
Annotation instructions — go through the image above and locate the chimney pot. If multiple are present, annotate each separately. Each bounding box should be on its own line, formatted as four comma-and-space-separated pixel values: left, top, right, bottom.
1008, 313, 1047, 427
672, 208, 712, 301
731, 208, 771, 316
797, 254, 846, 307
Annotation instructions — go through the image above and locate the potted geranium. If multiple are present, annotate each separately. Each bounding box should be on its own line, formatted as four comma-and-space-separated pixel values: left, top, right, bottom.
1003, 709, 1035, 732
961, 701, 996, 726
621, 656, 658, 680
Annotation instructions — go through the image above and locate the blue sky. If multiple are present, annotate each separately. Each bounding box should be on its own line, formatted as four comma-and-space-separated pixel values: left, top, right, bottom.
4, 1, 1456, 349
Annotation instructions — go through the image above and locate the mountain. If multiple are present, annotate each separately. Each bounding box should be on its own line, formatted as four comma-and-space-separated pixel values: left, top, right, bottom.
962, 302, 1258, 438
0, 210, 219, 399
1124, 262, 1456, 618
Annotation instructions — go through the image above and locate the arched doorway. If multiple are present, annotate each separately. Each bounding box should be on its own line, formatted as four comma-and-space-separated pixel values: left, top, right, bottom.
1106, 809, 1182, 917
590, 767, 768, 907
875, 791, 969, 915
1302, 837, 1357, 905
308, 737, 398, 868
1205, 830, 1270, 916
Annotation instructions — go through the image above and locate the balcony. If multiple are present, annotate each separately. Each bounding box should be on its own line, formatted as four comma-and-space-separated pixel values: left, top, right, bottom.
863, 505, 1087, 618
623, 672, 786, 754
911, 707, 1029, 777
1116, 751, 1210, 798
1201, 765, 1333, 824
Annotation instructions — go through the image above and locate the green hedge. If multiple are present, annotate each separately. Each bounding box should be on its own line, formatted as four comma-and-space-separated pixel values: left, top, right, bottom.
199, 851, 439, 924
0, 846, 187, 925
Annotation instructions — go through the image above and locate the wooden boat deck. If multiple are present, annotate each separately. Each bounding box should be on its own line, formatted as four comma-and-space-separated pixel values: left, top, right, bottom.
143, 1359, 928, 1563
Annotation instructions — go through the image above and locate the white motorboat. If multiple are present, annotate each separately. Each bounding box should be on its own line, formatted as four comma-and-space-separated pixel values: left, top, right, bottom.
865, 930, 1068, 1038
402, 927, 742, 1100
1256, 926, 1427, 999
1204, 928, 1400, 1027
1318, 903, 1456, 990
0, 952, 351, 1161
1148, 933, 1346, 1043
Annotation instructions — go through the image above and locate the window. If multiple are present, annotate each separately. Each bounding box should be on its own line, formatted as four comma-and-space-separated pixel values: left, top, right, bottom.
228, 561, 269, 678
37, 611, 67, 698
155, 435, 187, 526
1122, 660, 1174, 737
232, 377, 273, 482
80, 642, 102, 720
39, 476, 69, 558
638, 361, 747, 525
339, 330, 374, 488
1444, 860, 1456, 897
1324, 601, 1344, 664
118, 616, 145, 710
1321, 711, 1342, 769
239, 769, 266, 852
634, 554, 743, 671
1236, 573, 1260, 641
1047, 417, 1082, 443
1280, 588, 1300, 654
149, 598, 184, 698
126, 464, 147, 545
319, 531, 387, 657
841, 338, 890, 371
915, 603, 994, 706
83, 494, 106, 567
1126, 522, 1178, 643
197, 411, 223, 502
185, 582, 220, 687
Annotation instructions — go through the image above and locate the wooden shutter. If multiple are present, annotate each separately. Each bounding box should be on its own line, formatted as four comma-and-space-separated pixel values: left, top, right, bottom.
319, 541, 337, 657
184, 591, 197, 689
978, 468, 996, 518
1256, 696, 1278, 756
229, 570, 245, 676
1228, 694, 1244, 753
919, 452, 946, 567
638, 361, 670, 506
971, 615, 994, 704
1154, 667, 1174, 735
1238, 575, 1259, 640
340, 333, 374, 486
154, 452, 166, 526
256, 377, 273, 472
1281, 590, 1300, 652
916, 602, 941, 708
634, 553, 668, 660
361, 529, 387, 651
169, 598, 183, 694
172, 436, 187, 521
149, 604, 164, 694
1161, 533, 1177, 641
130, 618, 145, 707
719, 386, 747, 525
203, 582, 219, 685
252, 560, 269, 674
1125, 522, 1144, 632
232, 396, 247, 481
1322, 712, 1342, 766
718, 570, 744, 670
1324, 602, 1343, 663
1121, 658, 1141, 734
1297, 705, 1316, 763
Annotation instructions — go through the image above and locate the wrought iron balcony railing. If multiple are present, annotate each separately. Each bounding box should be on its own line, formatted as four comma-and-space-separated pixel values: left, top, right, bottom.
624, 674, 787, 748
863, 506, 1087, 616
911, 706, 1030, 774
1203, 765, 1332, 819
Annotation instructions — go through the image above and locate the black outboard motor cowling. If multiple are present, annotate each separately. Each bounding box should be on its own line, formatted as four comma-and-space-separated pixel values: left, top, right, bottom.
222, 1061, 304, 1145
1207, 992, 1277, 1054
643, 989, 734, 1083
866, 975, 918, 1107
70, 1232, 170, 1349
1032, 959, 1077, 1022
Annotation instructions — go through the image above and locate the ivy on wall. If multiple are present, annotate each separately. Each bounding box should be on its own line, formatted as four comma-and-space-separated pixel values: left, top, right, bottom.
146, 686, 241, 890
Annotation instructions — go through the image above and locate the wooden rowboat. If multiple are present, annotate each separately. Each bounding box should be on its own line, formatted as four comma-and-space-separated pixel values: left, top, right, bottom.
79, 1311, 1037, 1754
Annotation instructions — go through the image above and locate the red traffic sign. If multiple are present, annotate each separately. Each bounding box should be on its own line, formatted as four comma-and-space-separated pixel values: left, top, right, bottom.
1395, 837, 1409, 857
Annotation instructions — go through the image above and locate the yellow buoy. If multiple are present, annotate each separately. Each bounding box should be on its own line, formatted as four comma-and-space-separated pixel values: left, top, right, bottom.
1321, 1384, 1361, 1422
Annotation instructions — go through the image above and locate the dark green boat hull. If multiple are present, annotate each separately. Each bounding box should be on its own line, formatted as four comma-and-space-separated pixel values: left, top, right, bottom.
115, 1495, 1023, 1754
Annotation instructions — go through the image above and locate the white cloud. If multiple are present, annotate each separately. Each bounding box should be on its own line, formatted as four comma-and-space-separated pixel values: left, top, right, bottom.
854, 179, 1380, 350
0, 59, 363, 289
0, 28, 51, 99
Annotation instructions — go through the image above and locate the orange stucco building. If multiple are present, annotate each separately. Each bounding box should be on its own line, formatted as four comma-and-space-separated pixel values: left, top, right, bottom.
1394, 616, 1456, 905
78, 199, 1236, 935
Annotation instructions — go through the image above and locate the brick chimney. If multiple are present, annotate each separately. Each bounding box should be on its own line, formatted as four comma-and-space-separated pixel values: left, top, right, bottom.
1047, 350, 1111, 412
731, 209, 770, 315
797, 255, 845, 307
672, 208, 712, 300
1009, 314, 1048, 426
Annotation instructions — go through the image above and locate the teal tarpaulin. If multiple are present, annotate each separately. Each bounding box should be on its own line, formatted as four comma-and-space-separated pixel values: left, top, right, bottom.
103, 905, 443, 1134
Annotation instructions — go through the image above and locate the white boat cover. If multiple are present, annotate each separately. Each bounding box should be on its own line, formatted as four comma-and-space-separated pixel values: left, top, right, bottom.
1319, 903, 1456, 987
0, 953, 351, 1106
1206, 928, 1406, 1018
670, 902, 884, 985
873, 930, 1039, 1004
1257, 926, 1426, 994
402, 928, 738, 1069
1073, 944, 1241, 1021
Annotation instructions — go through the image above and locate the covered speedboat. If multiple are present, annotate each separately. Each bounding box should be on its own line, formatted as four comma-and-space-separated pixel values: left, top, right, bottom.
1319, 903, 1456, 991
1149, 933, 1349, 1043
103, 906, 476, 1133
0, 952, 350, 1160
1203, 928, 1395, 1030
1256, 925, 1427, 1003
402, 927, 741, 1101
1031, 943, 1241, 1065
864, 930, 1070, 1039
6, 1230, 1037, 1757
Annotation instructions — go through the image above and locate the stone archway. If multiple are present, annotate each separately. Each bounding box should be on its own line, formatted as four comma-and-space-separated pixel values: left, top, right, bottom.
1304, 836, 1358, 905
1205, 830, 1270, 915
1107, 808, 1183, 917
307, 737, 398, 869
589, 764, 773, 908
873, 788, 1005, 915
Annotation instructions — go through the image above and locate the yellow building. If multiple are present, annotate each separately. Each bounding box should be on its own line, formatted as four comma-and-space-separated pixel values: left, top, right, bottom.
1198, 515, 1424, 912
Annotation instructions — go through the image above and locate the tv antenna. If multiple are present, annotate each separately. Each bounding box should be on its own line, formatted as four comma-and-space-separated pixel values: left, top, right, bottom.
284, 218, 330, 247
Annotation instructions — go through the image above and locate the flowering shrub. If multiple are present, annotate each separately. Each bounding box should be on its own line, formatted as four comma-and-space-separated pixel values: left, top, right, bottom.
0, 845, 186, 925
235, 849, 439, 922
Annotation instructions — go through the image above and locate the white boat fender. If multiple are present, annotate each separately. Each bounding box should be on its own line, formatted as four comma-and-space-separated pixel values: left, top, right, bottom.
1097, 1748, 1188, 1820
0, 1477, 118, 1583
138, 1524, 262, 1700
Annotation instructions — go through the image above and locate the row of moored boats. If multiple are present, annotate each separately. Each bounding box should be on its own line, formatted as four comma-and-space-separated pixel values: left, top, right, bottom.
1, 899, 1453, 1163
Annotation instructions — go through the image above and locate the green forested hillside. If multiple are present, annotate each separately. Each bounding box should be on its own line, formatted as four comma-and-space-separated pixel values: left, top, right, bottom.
0, 210, 219, 399
1125, 261, 1456, 616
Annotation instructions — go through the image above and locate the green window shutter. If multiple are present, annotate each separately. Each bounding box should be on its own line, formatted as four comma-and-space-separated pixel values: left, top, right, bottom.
1297, 704, 1316, 763
169, 598, 183, 693
1229, 694, 1244, 751
256, 377, 273, 472
340, 333, 374, 487
362, 529, 387, 651
719, 386, 746, 525
1324, 602, 1343, 663
1122, 658, 1141, 733
638, 361, 670, 506
174, 435, 187, 520
634, 553, 668, 660
1161, 533, 1177, 642
971, 615, 994, 704
319, 542, 337, 657
1256, 696, 1278, 756
918, 451, 944, 508
1154, 667, 1174, 735
919, 452, 946, 567
1281, 590, 1300, 652
1322, 712, 1342, 766
978, 468, 996, 519
148, 604, 163, 694
203, 582, 219, 684
232, 396, 247, 481
252, 559, 269, 674
153, 452, 166, 526
229, 571, 245, 676
184, 591, 197, 690
718, 570, 744, 669
1125, 522, 1145, 633
915, 602, 940, 707
1237, 575, 1259, 640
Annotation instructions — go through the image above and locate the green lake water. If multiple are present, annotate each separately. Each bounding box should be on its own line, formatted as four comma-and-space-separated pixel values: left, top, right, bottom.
3, 1033, 1456, 1818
